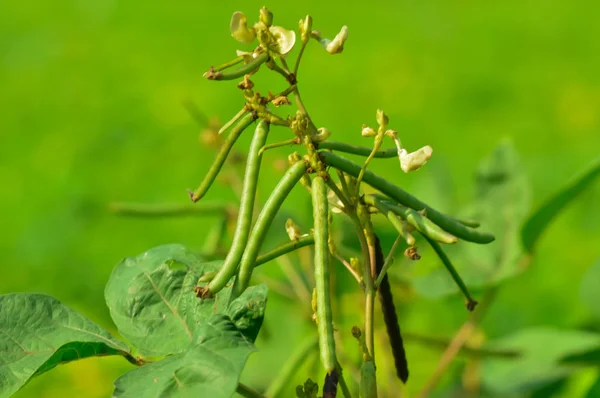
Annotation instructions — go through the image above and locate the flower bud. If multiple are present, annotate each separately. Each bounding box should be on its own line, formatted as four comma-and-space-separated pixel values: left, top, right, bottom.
230, 12, 256, 44
399, 145, 433, 172
285, 219, 303, 240
376, 109, 388, 128
299, 15, 313, 42
361, 125, 377, 137
259, 7, 273, 27
313, 127, 331, 142
324, 25, 348, 54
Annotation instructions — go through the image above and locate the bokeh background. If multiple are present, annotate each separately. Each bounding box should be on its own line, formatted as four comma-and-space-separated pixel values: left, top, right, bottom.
1, 0, 600, 397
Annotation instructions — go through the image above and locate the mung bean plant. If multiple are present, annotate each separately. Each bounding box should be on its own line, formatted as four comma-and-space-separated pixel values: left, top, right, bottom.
2, 7, 599, 398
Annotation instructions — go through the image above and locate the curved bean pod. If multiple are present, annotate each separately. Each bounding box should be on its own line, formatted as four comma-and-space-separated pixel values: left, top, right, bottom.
190, 113, 255, 202
317, 141, 398, 158
320, 151, 495, 244
204, 120, 269, 296
367, 195, 457, 244
204, 52, 269, 80
312, 176, 338, 374
233, 160, 308, 297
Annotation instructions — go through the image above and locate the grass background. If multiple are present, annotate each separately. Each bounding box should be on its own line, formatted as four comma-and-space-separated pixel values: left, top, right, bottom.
1, 0, 599, 396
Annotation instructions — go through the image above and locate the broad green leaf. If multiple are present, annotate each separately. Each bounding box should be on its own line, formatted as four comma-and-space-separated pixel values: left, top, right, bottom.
481, 327, 600, 395
227, 284, 268, 343
0, 293, 130, 397
113, 315, 256, 398
580, 257, 600, 321
105, 244, 229, 357
522, 156, 600, 252
413, 141, 530, 298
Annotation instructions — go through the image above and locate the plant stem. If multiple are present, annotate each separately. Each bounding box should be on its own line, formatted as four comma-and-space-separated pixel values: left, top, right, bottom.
109, 202, 231, 217
422, 234, 478, 311
265, 335, 319, 397
233, 160, 308, 298
236, 383, 267, 398
213, 55, 244, 72
258, 138, 300, 156
318, 141, 398, 158
320, 151, 495, 244
254, 235, 315, 267
367, 195, 457, 244
294, 39, 309, 76
374, 235, 403, 289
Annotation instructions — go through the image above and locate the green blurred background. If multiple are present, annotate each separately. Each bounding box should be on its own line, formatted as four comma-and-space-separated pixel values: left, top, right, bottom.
1, 0, 599, 397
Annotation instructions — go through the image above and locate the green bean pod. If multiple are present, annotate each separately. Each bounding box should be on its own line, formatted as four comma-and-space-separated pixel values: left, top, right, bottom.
204, 52, 269, 80
367, 195, 457, 245
320, 151, 495, 244
312, 175, 338, 374
190, 113, 255, 202
422, 234, 478, 311
317, 141, 398, 158
204, 120, 269, 296
233, 160, 308, 297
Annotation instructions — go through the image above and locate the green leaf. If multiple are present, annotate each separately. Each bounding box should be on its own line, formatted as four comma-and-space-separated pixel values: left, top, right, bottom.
580, 257, 600, 321
481, 327, 600, 395
0, 293, 130, 397
113, 314, 256, 398
522, 156, 600, 252
104, 244, 229, 357
227, 284, 268, 343
585, 375, 600, 398
413, 141, 530, 298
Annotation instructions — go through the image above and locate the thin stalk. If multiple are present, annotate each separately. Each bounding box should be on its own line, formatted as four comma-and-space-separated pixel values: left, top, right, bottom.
374, 235, 403, 289
218, 107, 247, 135
236, 383, 267, 398
318, 141, 398, 158
335, 169, 351, 201
258, 137, 300, 156
190, 113, 255, 202
422, 234, 478, 311
204, 52, 269, 80
254, 235, 315, 267
203, 120, 269, 297
213, 55, 244, 72
367, 195, 456, 244
294, 39, 309, 76
320, 151, 495, 244
233, 161, 308, 298
325, 177, 352, 211
265, 335, 319, 397
333, 251, 362, 286
109, 202, 230, 217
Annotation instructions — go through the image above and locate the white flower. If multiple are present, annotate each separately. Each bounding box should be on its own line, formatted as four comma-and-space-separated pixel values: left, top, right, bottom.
268, 26, 296, 55
399, 145, 433, 172
320, 26, 348, 54
230, 12, 256, 44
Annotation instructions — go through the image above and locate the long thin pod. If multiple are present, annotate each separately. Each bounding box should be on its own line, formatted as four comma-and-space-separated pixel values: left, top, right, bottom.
320, 151, 494, 244
374, 235, 409, 383
233, 160, 308, 297
202, 120, 269, 297
190, 113, 255, 202
312, 175, 338, 374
